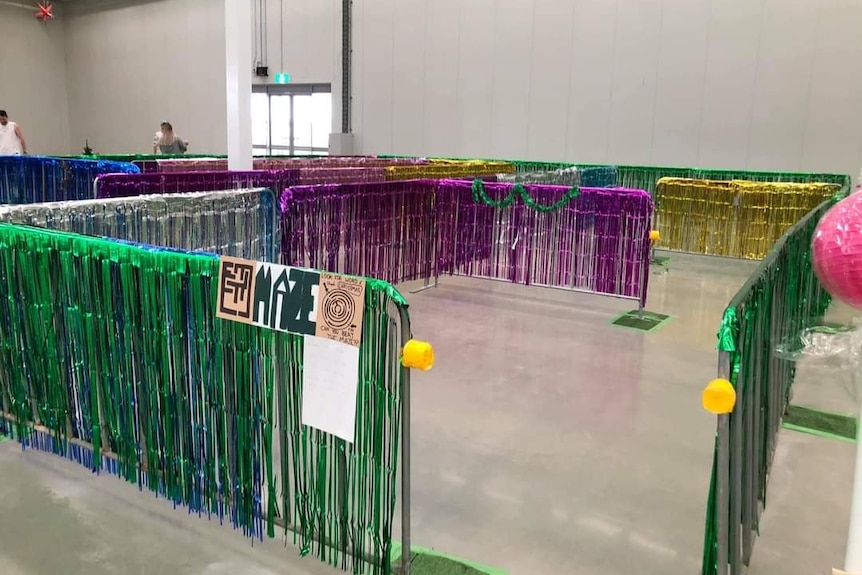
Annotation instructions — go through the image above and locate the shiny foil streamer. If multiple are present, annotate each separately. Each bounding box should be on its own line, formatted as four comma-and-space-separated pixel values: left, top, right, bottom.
0, 222, 407, 575
385, 161, 514, 181
280, 179, 653, 305
153, 157, 429, 173
281, 180, 438, 284
655, 178, 840, 259
296, 167, 387, 185
95, 170, 300, 200
700, 199, 837, 575
0, 189, 278, 262
606, 164, 850, 197
497, 167, 582, 186
436, 180, 653, 305
0, 156, 139, 203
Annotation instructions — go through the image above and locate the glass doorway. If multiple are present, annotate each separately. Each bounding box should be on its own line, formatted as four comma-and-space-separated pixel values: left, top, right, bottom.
251, 84, 331, 156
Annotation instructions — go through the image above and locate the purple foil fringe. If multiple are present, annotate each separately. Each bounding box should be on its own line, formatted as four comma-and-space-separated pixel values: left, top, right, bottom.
280, 179, 653, 305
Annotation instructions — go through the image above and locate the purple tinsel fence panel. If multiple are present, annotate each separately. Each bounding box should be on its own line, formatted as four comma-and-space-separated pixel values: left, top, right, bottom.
280, 180, 437, 285
435, 180, 654, 304
297, 167, 387, 185
95, 170, 301, 199
278, 179, 653, 305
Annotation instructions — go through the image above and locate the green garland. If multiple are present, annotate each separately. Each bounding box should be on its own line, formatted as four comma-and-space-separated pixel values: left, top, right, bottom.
470, 178, 580, 213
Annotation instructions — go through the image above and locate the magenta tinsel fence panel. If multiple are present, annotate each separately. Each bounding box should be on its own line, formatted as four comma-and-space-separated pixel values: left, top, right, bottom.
280, 180, 436, 284
435, 180, 653, 303
94, 170, 301, 199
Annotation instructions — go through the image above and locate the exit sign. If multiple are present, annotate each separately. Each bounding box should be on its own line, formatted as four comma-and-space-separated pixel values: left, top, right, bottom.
274, 73, 291, 84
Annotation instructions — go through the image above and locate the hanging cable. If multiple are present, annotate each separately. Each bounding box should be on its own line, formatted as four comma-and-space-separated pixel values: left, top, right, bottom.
252, 0, 258, 66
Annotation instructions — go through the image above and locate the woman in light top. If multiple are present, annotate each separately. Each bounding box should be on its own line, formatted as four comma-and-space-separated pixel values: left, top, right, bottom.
152, 121, 188, 154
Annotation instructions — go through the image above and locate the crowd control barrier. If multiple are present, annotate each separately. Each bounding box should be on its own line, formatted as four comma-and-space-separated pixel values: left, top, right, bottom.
0, 202, 426, 574
280, 179, 654, 307
655, 178, 840, 259
0, 156, 139, 203
700, 191, 844, 575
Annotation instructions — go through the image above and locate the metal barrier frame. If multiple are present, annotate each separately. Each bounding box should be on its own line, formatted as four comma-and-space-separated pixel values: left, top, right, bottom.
705, 195, 842, 575
0, 222, 417, 575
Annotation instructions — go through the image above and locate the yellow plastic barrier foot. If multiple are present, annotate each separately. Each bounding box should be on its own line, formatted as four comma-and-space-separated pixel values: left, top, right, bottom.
402, 340, 434, 371
702, 378, 736, 414
649, 230, 661, 242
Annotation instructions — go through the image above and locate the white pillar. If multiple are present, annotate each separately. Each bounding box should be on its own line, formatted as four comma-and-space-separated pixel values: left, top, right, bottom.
225, 0, 253, 171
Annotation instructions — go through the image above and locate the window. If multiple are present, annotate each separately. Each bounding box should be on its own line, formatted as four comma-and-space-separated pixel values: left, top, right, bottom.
251, 84, 332, 156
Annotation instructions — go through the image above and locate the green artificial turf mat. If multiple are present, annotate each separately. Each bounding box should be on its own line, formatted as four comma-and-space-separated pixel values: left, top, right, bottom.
390, 543, 507, 575
409, 554, 489, 575
610, 310, 672, 333
783, 405, 857, 442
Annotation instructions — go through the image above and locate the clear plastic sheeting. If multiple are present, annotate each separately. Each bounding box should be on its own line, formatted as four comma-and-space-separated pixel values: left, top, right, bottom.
775, 322, 862, 404
497, 167, 582, 187
0, 188, 278, 262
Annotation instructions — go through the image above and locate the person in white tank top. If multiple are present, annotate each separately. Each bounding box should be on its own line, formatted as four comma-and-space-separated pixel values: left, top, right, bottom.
0, 110, 28, 156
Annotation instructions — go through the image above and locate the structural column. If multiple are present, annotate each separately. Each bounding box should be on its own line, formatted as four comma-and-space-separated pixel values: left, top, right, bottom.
225, 0, 253, 170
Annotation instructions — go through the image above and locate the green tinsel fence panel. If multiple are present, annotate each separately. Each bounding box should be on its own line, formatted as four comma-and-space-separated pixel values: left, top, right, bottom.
0, 223, 407, 575
700, 198, 838, 575
594, 164, 850, 198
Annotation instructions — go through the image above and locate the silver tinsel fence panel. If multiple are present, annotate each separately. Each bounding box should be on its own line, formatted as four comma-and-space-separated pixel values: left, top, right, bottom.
496, 165, 617, 188
0, 156, 139, 204
0, 188, 277, 262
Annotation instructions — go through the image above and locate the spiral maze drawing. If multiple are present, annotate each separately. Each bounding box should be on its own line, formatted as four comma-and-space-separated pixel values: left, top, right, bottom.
321, 288, 356, 330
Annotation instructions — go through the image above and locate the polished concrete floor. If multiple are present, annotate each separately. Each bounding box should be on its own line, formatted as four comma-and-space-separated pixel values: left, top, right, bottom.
0, 253, 854, 574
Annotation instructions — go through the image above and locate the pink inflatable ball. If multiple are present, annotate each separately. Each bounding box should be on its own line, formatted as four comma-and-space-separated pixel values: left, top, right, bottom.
813, 193, 862, 309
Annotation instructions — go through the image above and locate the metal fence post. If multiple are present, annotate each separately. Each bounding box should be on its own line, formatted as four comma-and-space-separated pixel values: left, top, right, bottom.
715, 349, 733, 575
398, 305, 413, 575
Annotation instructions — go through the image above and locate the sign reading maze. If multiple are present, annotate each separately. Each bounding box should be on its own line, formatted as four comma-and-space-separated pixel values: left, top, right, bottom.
216, 256, 365, 347
216, 257, 366, 443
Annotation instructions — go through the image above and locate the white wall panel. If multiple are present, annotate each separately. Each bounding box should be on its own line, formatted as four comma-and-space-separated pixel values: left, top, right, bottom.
526, 0, 575, 162
0, 5, 70, 154
606, 0, 662, 165
747, 0, 819, 171
423, 0, 462, 157
391, 0, 427, 155
697, 0, 763, 169
489, 0, 534, 160
456, 0, 496, 158
801, 0, 862, 175
65, 0, 226, 154
650, 0, 711, 167
566, 0, 617, 163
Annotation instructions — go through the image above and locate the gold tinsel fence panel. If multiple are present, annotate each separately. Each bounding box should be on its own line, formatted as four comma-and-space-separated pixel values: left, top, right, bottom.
655, 178, 840, 259
385, 160, 514, 181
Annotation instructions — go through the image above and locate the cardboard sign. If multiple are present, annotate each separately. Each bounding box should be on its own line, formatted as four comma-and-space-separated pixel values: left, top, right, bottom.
216, 257, 365, 347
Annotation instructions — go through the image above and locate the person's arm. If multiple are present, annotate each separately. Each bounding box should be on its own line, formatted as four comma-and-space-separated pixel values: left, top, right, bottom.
14, 124, 27, 155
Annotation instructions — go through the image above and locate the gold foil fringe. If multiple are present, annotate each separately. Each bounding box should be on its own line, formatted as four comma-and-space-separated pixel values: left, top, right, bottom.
655, 178, 839, 259
385, 160, 514, 181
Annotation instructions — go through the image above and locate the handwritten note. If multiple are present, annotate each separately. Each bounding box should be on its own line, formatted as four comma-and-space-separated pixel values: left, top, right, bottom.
301, 336, 360, 443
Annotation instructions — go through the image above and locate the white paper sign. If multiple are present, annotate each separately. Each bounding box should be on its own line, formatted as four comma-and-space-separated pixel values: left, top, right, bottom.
301, 336, 360, 443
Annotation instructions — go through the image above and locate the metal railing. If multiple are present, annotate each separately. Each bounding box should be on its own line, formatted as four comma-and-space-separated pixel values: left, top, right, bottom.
702, 196, 841, 575
0, 210, 420, 574
0, 155, 138, 203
